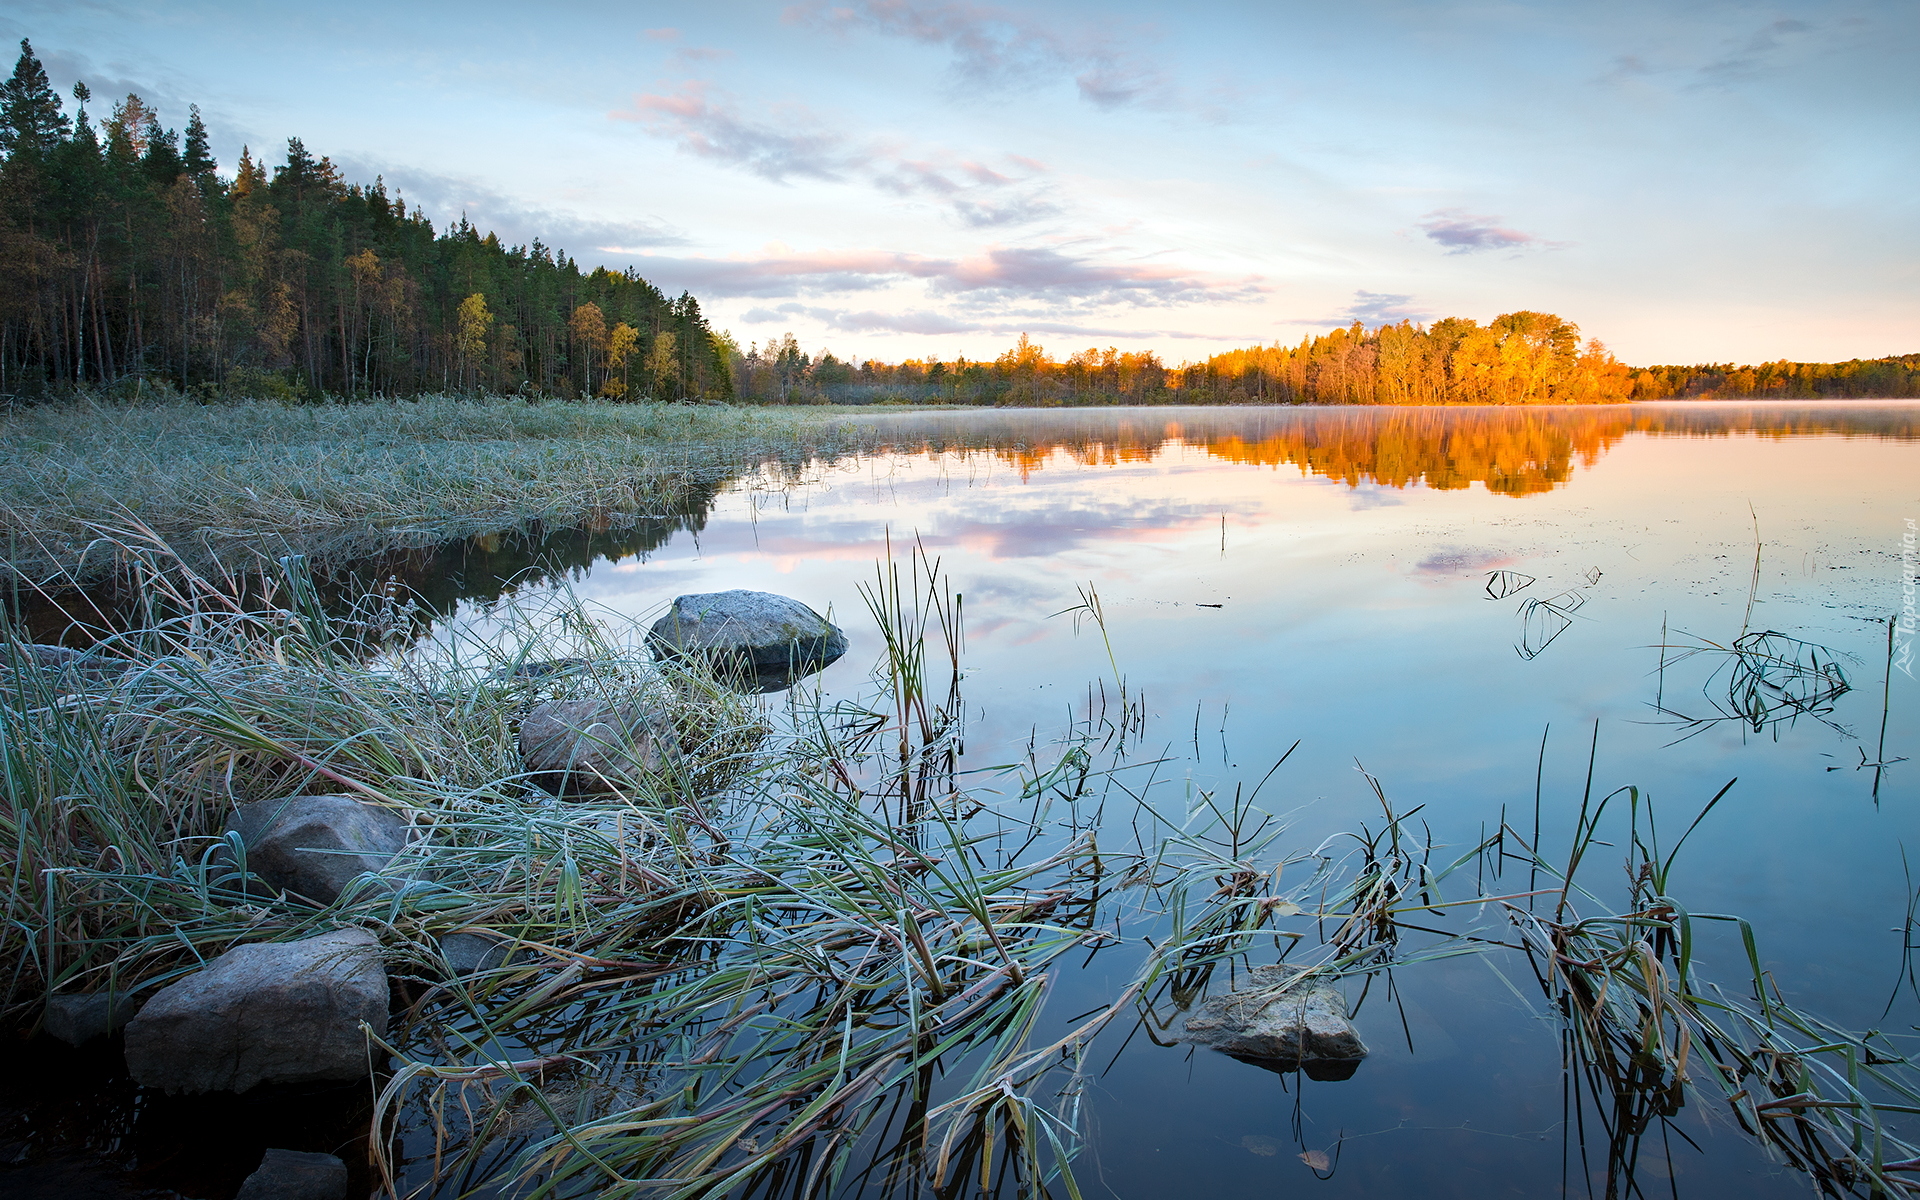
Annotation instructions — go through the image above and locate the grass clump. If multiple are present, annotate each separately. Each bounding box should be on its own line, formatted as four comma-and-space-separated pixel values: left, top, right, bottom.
0, 542, 1316, 1198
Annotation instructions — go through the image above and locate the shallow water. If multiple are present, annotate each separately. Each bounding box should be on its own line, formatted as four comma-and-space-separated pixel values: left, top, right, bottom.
12, 401, 1919, 1197
459, 401, 1916, 1196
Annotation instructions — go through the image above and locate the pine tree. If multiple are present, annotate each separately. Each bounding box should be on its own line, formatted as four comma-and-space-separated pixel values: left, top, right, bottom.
182, 105, 215, 178
141, 114, 182, 184
0, 39, 69, 162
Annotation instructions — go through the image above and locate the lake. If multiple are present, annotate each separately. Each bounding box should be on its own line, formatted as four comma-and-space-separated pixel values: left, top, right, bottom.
10, 400, 1918, 1198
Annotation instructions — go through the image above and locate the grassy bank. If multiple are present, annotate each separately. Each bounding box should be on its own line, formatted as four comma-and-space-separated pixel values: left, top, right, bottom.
1, 548, 1312, 1196
0, 396, 911, 585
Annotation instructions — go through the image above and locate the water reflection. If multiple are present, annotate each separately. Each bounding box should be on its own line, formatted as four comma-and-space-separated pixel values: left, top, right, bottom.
14, 402, 1918, 642
6, 401, 1915, 1199
858, 401, 1920, 495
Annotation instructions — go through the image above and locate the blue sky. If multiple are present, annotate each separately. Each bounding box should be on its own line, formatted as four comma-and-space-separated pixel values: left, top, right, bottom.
11, 0, 1916, 365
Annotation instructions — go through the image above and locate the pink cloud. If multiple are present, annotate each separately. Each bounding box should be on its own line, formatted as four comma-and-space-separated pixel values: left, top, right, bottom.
1416, 209, 1562, 255
632, 244, 1264, 308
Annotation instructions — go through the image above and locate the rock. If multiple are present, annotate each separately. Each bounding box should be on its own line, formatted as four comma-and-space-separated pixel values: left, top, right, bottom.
3, 642, 134, 689
42, 991, 142, 1046
123, 928, 388, 1094
1178, 965, 1367, 1080
646, 590, 847, 692
234, 1148, 349, 1200
226, 795, 411, 904
12, 642, 84, 670
438, 930, 524, 977
519, 699, 665, 793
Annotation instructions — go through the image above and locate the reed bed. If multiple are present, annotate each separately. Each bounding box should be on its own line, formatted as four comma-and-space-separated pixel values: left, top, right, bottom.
0, 542, 1338, 1198
6, 537, 1915, 1197
0, 395, 903, 584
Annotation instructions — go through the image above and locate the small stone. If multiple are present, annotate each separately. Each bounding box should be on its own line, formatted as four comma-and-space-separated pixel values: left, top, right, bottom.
234, 1148, 349, 1200
646, 590, 847, 692
438, 931, 523, 977
12, 643, 84, 670
124, 928, 388, 1094
226, 795, 411, 904
42, 992, 142, 1046
519, 699, 665, 793
3, 642, 133, 689
1179, 965, 1367, 1078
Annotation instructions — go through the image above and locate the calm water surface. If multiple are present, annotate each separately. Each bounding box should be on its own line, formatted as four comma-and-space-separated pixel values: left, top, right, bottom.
20, 401, 1920, 1198
460, 401, 1915, 1198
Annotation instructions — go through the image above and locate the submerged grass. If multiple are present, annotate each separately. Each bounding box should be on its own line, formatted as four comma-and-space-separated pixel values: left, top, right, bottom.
0, 540, 1329, 1198
0, 395, 908, 585
5, 534, 1916, 1197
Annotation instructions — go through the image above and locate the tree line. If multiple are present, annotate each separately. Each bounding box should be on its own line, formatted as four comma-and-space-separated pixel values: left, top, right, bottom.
1628, 355, 1920, 400
0, 39, 731, 401
733, 313, 1635, 405
738, 318, 1919, 407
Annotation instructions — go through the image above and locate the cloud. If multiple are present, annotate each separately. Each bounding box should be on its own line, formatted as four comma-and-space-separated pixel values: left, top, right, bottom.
1698, 18, 1813, 84
1282, 289, 1432, 330
613, 80, 1058, 226
1598, 19, 1817, 89
615, 81, 855, 182
1343, 290, 1430, 324
742, 304, 977, 335
785, 0, 1169, 110
337, 164, 686, 252
932, 246, 1264, 307
635, 244, 1262, 309
737, 301, 1262, 341
1416, 209, 1558, 255
35, 45, 198, 135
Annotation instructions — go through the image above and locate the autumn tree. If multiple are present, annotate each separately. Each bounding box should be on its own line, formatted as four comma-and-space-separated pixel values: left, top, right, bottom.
604, 321, 639, 398
456, 292, 492, 390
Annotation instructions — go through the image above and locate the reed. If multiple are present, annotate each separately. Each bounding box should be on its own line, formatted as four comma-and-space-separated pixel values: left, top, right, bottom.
1, 538, 1330, 1198
9, 536, 1908, 1197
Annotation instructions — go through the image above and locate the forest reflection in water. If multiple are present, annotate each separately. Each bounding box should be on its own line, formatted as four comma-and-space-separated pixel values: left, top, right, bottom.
853, 400, 1920, 495
17, 401, 1918, 648
260, 400, 1920, 609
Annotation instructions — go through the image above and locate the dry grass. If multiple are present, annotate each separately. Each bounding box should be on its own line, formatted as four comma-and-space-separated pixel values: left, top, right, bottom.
0, 395, 906, 584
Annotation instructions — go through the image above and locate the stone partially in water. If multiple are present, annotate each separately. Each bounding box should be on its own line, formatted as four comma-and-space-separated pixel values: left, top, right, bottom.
519, 698, 667, 793
123, 928, 388, 1094
42, 991, 143, 1046
646, 590, 847, 692
234, 1148, 349, 1200
226, 795, 412, 905
1179, 965, 1367, 1079
2, 642, 134, 689
438, 930, 526, 978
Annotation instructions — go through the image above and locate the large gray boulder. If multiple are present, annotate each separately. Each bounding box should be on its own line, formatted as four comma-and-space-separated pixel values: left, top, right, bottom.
234, 1148, 349, 1200
519, 698, 667, 793
226, 795, 411, 904
1179, 965, 1367, 1079
124, 928, 388, 1094
646, 590, 847, 692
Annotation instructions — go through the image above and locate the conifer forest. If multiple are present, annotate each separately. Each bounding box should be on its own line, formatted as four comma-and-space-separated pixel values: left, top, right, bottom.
0, 41, 733, 402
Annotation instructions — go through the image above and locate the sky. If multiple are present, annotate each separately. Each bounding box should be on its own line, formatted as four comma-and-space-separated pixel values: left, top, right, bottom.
9, 0, 1917, 367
